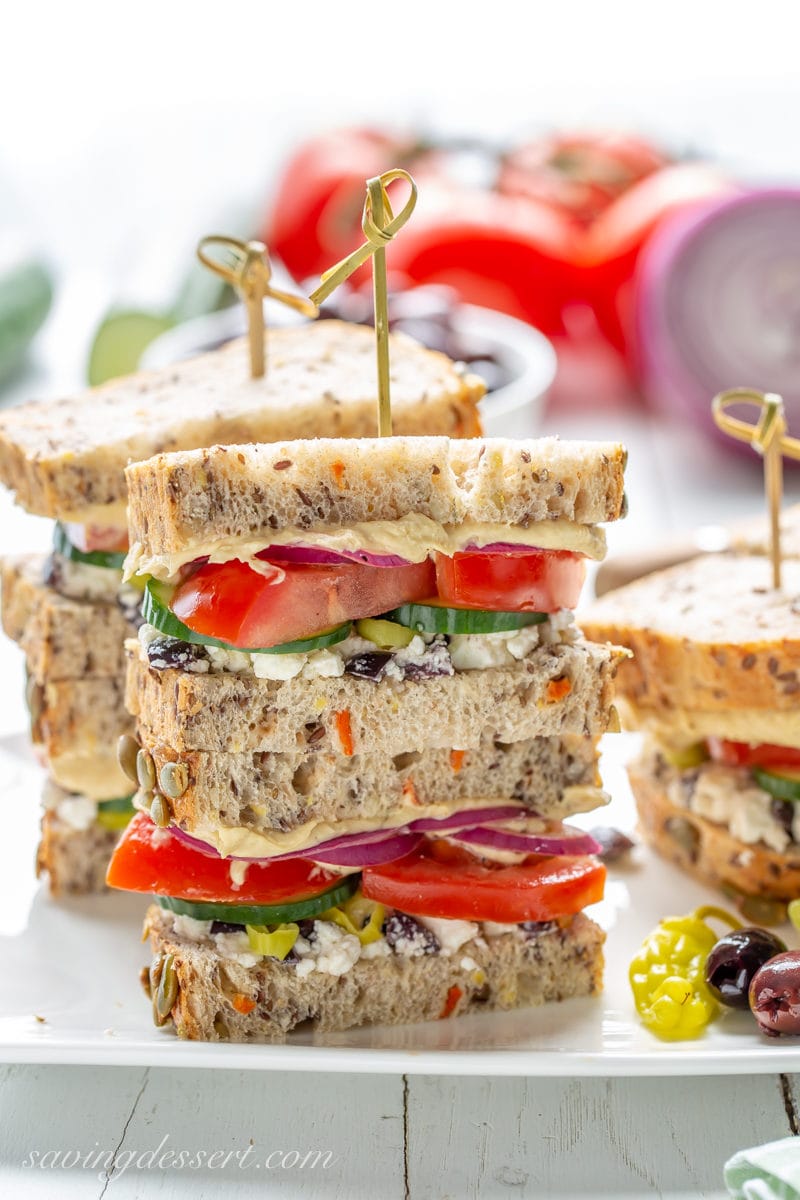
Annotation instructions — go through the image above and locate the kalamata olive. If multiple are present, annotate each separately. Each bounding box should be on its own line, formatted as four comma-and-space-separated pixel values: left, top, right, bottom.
588, 826, 635, 863
704, 929, 787, 1009
749, 950, 800, 1036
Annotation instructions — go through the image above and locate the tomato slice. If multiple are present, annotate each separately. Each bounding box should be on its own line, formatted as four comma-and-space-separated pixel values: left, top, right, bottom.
171, 557, 436, 650
362, 840, 605, 923
706, 739, 800, 771
107, 811, 341, 904
434, 550, 584, 612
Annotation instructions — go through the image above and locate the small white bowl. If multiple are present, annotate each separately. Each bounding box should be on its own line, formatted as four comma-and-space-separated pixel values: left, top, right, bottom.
141, 304, 556, 437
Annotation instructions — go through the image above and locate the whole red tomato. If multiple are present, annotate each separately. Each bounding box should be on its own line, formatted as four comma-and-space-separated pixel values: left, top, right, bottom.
499, 132, 668, 227
583, 162, 737, 354
384, 180, 582, 336
265, 127, 415, 283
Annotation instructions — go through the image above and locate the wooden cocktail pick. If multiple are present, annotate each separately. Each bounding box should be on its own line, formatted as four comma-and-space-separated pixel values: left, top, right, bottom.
310, 169, 418, 436
712, 388, 800, 588
197, 235, 318, 379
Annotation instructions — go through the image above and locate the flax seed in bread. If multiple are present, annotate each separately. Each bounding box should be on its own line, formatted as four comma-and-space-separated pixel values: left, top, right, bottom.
0, 322, 485, 523
143, 904, 604, 1041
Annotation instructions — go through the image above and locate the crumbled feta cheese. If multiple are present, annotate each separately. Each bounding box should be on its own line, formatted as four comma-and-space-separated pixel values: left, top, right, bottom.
171, 914, 212, 941
481, 921, 521, 938
292, 921, 361, 978
666, 760, 793, 854
506, 625, 543, 660
207, 645, 252, 674
55, 794, 98, 832
418, 916, 479, 955
460, 955, 480, 972
251, 652, 306, 681
50, 554, 123, 603
360, 939, 392, 959
448, 632, 516, 671
213, 931, 259, 967
301, 650, 346, 680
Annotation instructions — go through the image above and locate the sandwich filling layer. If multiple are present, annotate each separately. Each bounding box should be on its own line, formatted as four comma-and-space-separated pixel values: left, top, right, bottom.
638, 738, 800, 855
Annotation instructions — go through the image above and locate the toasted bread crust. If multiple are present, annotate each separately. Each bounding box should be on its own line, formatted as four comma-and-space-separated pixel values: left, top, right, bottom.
0, 323, 484, 519
125, 436, 626, 565
582, 554, 800, 713
144, 905, 604, 1041
1, 555, 134, 681
631, 759, 800, 901
126, 639, 624, 755
36, 808, 118, 895
136, 733, 603, 835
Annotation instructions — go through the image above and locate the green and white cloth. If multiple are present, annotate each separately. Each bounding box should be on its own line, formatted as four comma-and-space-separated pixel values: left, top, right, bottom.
725, 1137, 800, 1199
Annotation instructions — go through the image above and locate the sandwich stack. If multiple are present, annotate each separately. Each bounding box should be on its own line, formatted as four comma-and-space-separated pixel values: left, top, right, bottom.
108, 434, 627, 1039
0, 321, 483, 894
583, 554, 800, 909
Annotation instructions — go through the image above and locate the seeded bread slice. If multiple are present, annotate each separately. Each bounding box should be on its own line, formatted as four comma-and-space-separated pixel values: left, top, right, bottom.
631, 755, 800, 902
36, 807, 119, 895
135, 733, 604, 836
0, 322, 484, 522
582, 554, 800, 713
126, 639, 624, 756
125, 436, 626, 571
143, 905, 605, 1041
1, 555, 134, 681
28, 675, 133, 798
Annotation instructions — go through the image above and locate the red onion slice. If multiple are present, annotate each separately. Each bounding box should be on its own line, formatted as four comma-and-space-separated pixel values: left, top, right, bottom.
258, 545, 412, 568
310, 831, 423, 866
454, 825, 602, 857
407, 805, 525, 833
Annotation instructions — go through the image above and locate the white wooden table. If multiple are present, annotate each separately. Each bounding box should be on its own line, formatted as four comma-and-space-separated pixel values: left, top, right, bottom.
2, 358, 800, 1197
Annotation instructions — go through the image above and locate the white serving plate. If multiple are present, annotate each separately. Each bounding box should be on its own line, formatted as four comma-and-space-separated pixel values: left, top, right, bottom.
2, 730, 800, 1075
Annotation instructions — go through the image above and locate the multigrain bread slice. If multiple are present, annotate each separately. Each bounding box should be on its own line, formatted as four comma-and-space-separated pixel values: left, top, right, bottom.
0, 322, 484, 522
28, 675, 133, 798
1, 555, 134, 681
36, 807, 119, 895
134, 733, 604, 836
125, 436, 627, 576
143, 905, 605, 1041
581, 554, 800, 713
630, 755, 800, 902
126, 638, 625, 755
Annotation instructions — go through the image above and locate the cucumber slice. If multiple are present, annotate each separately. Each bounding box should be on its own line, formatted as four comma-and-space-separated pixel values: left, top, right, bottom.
87, 310, 175, 386
97, 796, 135, 813
142, 578, 351, 655
53, 522, 126, 570
385, 602, 548, 636
753, 767, 800, 802
156, 874, 359, 926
